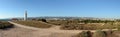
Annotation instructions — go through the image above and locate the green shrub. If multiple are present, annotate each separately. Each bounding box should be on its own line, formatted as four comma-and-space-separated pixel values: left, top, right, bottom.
0, 24, 5, 29
75, 31, 92, 37
93, 30, 106, 37
117, 25, 120, 30
0, 22, 14, 29
37, 19, 47, 22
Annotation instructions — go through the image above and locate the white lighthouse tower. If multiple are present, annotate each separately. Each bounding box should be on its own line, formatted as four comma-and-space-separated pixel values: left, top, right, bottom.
24, 10, 27, 21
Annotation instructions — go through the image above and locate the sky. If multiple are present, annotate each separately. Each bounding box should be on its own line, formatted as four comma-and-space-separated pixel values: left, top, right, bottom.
0, 0, 120, 19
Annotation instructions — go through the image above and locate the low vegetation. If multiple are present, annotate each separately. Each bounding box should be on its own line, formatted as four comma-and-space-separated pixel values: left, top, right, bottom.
117, 24, 120, 30
13, 18, 119, 30
47, 19, 115, 25
74, 30, 118, 37
93, 30, 106, 37
104, 30, 113, 37
60, 24, 116, 30
74, 31, 92, 37
47, 19, 117, 30
14, 21, 51, 28
0, 21, 14, 29
31, 18, 47, 23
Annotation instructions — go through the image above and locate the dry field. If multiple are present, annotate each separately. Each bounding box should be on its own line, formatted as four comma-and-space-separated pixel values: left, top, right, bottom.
13, 21, 51, 28
0, 20, 120, 37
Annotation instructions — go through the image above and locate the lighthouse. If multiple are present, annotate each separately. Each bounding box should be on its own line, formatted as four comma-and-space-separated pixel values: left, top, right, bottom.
24, 10, 27, 21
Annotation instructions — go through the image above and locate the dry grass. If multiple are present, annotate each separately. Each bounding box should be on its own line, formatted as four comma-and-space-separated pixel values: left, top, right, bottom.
13, 21, 51, 28
47, 20, 117, 30
74, 30, 119, 37
47, 20, 79, 25
60, 24, 117, 30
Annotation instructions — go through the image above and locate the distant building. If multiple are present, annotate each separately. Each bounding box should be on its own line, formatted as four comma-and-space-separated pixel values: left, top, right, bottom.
24, 10, 27, 21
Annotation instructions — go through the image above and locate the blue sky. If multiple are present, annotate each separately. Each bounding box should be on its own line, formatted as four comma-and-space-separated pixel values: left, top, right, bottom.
0, 0, 120, 19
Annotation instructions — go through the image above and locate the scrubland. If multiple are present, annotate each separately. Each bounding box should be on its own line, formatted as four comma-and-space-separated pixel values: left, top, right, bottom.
12, 19, 120, 37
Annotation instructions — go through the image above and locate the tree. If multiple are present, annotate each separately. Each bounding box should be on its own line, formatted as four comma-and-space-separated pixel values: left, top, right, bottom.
37, 18, 47, 22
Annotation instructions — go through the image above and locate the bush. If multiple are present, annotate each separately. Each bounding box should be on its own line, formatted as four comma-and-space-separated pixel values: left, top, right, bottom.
60, 24, 101, 30
75, 31, 92, 37
117, 25, 120, 30
37, 19, 47, 22
0, 24, 5, 29
60, 24, 83, 30
0, 22, 14, 29
93, 30, 106, 37
48, 20, 116, 30
104, 30, 113, 37
82, 24, 99, 30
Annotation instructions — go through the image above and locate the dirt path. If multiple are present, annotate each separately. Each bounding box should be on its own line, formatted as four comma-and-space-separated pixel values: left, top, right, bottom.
0, 25, 78, 37
0, 21, 82, 37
